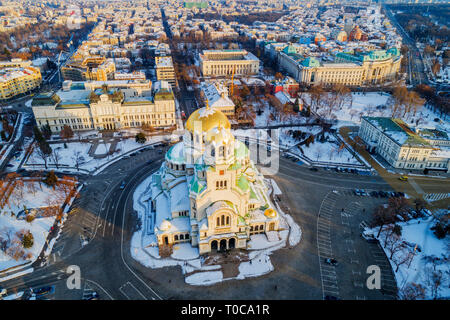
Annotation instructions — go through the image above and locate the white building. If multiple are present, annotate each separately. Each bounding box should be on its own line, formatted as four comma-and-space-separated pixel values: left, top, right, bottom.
358, 117, 450, 172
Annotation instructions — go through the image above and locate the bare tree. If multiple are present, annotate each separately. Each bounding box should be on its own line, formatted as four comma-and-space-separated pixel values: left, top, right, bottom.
71, 150, 84, 171
400, 282, 426, 300
371, 205, 396, 238
424, 264, 444, 299
51, 148, 62, 169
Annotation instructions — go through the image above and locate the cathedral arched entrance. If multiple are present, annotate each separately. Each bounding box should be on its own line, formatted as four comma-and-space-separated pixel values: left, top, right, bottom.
219, 239, 227, 251
228, 238, 235, 249
211, 240, 218, 252
269, 222, 275, 231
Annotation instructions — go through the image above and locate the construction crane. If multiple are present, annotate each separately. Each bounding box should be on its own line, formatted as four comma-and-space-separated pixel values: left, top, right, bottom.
229, 65, 236, 97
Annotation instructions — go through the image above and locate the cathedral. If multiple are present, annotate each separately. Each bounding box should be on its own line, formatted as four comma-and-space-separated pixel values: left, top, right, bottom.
150, 105, 280, 255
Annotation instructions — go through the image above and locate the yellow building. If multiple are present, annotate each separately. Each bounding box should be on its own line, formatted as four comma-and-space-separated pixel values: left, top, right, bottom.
61, 56, 116, 81
155, 56, 176, 88
0, 59, 42, 100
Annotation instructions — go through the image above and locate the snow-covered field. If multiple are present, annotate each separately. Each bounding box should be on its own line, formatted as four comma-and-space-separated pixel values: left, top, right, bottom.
25, 136, 166, 173
303, 92, 449, 131
130, 174, 302, 286
0, 181, 67, 272
365, 217, 449, 299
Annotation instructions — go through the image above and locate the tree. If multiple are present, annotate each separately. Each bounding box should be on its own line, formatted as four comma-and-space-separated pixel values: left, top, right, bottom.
33, 126, 45, 143
275, 72, 283, 80
431, 61, 441, 75
60, 125, 74, 143
51, 148, 62, 169
308, 85, 325, 112
41, 124, 52, 140
21, 231, 34, 249
36, 140, 52, 169
72, 150, 84, 171
401, 283, 426, 300
43, 170, 58, 188
135, 132, 146, 144
424, 264, 444, 299
371, 205, 396, 238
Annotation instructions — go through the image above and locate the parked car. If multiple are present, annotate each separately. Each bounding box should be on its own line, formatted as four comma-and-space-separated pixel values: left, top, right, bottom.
0, 286, 7, 297
369, 191, 379, 198
83, 292, 99, 300
119, 181, 126, 190
324, 258, 338, 266
309, 167, 318, 172
399, 175, 408, 181
324, 295, 339, 300
34, 286, 54, 296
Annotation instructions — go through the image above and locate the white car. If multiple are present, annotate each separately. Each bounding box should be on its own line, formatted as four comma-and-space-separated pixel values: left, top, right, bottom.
0, 287, 7, 297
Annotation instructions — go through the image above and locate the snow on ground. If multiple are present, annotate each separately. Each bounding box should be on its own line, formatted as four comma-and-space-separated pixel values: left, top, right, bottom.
171, 243, 199, 260
0, 182, 67, 272
25, 136, 165, 173
237, 256, 273, 279
299, 139, 360, 165
130, 172, 302, 286
303, 92, 449, 131
366, 217, 449, 299
185, 271, 223, 286
94, 143, 111, 155
2, 181, 65, 216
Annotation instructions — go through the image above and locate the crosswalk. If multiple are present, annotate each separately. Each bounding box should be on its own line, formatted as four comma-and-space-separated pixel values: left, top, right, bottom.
423, 193, 450, 202
317, 191, 340, 299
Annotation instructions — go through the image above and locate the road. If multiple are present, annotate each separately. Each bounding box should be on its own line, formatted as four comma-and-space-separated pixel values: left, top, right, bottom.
1, 139, 448, 300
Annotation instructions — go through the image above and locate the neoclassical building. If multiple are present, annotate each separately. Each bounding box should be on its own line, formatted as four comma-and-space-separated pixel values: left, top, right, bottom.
200, 49, 260, 77
150, 106, 280, 255
31, 80, 175, 132
278, 47, 402, 87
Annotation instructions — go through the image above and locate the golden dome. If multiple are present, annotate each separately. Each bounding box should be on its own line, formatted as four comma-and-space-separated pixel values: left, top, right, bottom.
264, 208, 277, 219
206, 126, 234, 144
186, 107, 231, 133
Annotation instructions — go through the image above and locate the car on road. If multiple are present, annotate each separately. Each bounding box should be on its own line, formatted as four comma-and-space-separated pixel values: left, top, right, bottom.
361, 232, 378, 243
83, 291, 99, 300
324, 258, 338, 266
33, 286, 54, 296
0, 286, 7, 297
6, 164, 14, 168
119, 181, 126, 190
399, 175, 408, 181
309, 167, 318, 172
324, 295, 339, 300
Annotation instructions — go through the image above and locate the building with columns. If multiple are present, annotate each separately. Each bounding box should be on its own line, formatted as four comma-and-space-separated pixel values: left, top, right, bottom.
150, 106, 281, 256
200, 49, 260, 77
31, 80, 175, 132
278, 47, 402, 87
358, 117, 450, 172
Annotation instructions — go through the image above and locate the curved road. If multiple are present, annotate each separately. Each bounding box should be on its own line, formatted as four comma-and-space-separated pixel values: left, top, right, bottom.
2, 146, 449, 300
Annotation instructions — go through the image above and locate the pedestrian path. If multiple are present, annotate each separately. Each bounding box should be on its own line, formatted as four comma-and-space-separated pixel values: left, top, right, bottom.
423, 192, 450, 202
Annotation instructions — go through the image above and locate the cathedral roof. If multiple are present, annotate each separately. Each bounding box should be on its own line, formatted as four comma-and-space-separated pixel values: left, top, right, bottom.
185, 106, 231, 133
